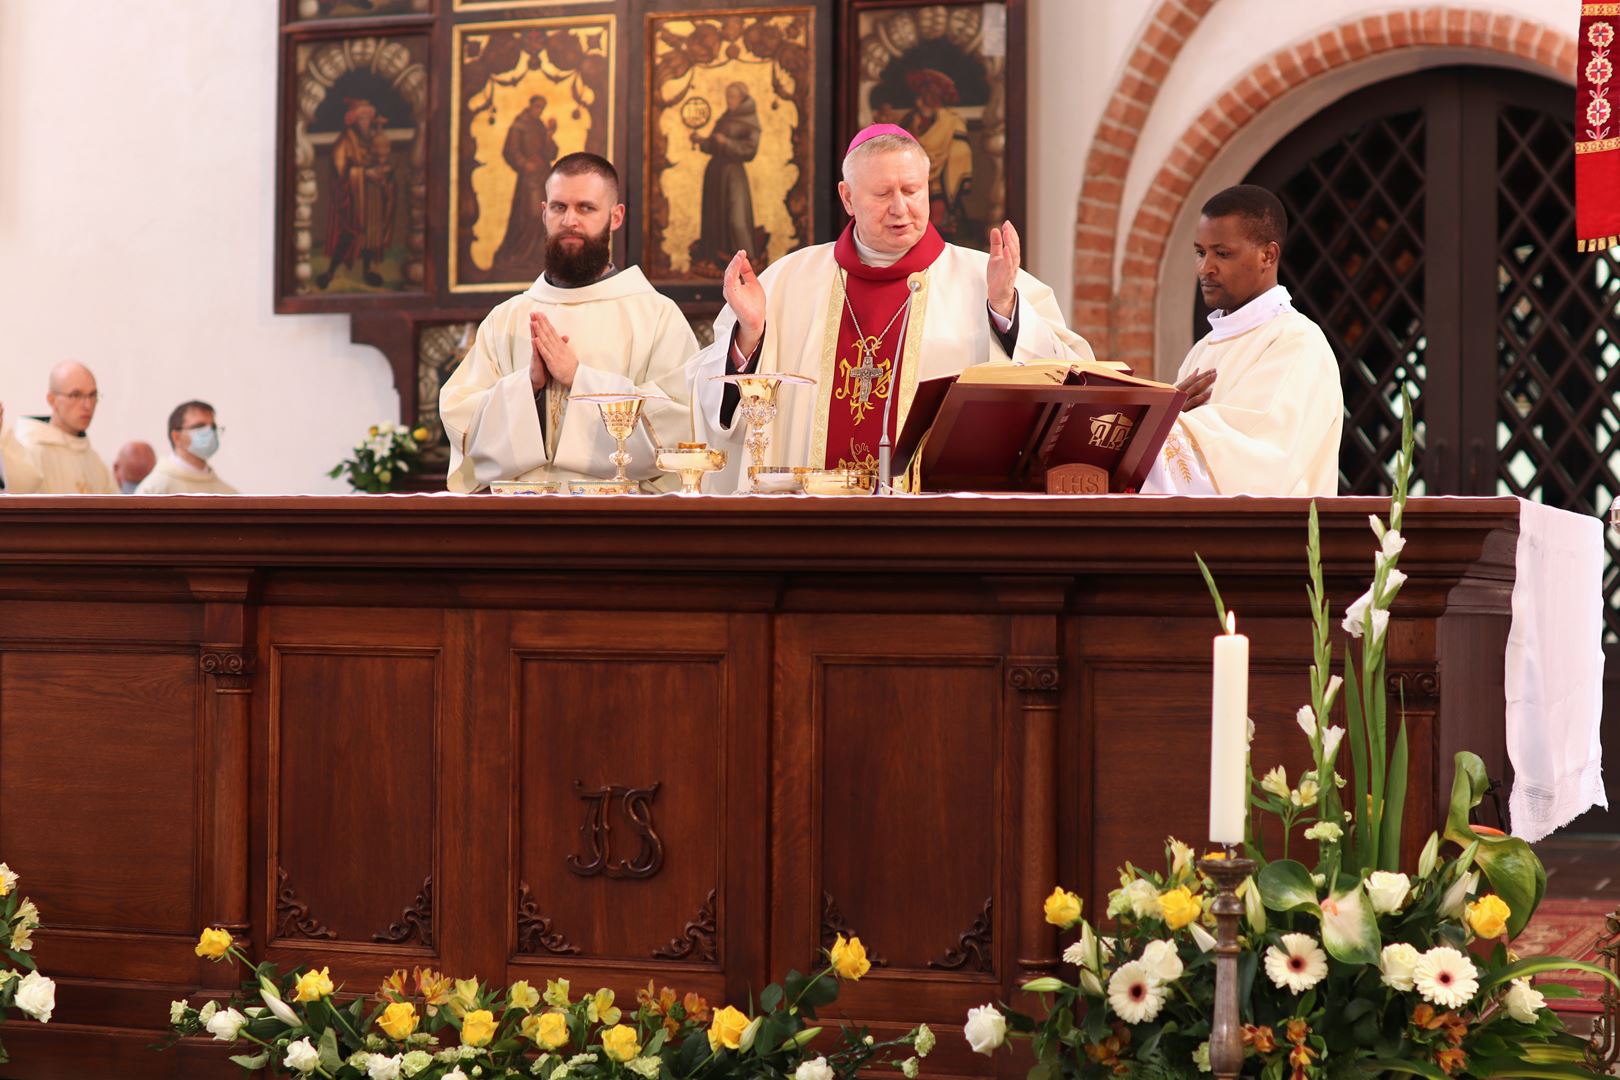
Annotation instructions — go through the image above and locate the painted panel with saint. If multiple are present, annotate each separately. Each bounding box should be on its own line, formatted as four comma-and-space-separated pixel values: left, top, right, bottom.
645, 9, 814, 284
452, 17, 615, 292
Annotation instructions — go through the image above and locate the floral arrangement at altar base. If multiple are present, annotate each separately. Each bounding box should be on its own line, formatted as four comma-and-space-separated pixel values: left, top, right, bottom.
327, 422, 431, 494
0, 861, 56, 1063
165, 929, 935, 1079
964, 397, 1620, 1078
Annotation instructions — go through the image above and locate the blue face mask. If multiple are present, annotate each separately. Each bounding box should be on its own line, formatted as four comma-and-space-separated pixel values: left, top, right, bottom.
187, 425, 220, 460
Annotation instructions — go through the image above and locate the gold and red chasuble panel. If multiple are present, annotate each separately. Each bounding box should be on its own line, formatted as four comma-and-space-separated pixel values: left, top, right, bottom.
823, 285, 913, 470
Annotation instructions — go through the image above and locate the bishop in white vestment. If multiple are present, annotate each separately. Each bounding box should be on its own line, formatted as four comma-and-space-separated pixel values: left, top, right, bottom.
441, 154, 698, 492
14, 362, 117, 495
689, 125, 1091, 488
1145, 185, 1343, 497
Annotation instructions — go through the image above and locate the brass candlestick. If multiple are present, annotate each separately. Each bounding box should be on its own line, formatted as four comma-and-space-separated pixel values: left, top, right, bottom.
1199, 849, 1257, 1080
711, 372, 815, 490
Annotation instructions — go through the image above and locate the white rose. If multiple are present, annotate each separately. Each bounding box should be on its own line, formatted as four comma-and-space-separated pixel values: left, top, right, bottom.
1380, 942, 1421, 992
1139, 939, 1184, 983
205, 1006, 247, 1042
1123, 878, 1161, 920
283, 1038, 321, 1074
1366, 872, 1411, 915
368, 1054, 403, 1080
1504, 977, 1546, 1023
14, 971, 54, 1023
963, 1004, 1007, 1056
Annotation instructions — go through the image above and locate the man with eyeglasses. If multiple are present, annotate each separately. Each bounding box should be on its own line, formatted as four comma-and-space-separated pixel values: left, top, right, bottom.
135, 401, 238, 495
14, 362, 117, 494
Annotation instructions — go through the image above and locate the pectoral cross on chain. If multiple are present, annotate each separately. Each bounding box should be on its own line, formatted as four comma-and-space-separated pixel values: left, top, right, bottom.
849, 338, 886, 410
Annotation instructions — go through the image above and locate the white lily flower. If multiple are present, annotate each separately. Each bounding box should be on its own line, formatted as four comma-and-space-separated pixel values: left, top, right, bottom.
1321, 725, 1345, 763
1342, 588, 1375, 637
1380, 567, 1408, 603
1295, 705, 1317, 740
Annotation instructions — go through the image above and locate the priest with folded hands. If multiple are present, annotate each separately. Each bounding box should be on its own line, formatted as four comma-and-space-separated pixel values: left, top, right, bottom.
690, 124, 1092, 486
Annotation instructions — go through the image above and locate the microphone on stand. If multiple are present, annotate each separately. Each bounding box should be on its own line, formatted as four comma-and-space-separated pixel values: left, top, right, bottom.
877, 278, 922, 495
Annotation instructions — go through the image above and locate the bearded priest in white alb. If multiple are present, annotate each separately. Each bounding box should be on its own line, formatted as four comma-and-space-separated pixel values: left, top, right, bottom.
1144, 185, 1343, 497
441, 154, 697, 492
690, 125, 1092, 486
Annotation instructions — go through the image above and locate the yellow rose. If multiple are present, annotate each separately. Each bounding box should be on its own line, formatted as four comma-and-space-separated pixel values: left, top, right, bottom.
523, 1010, 571, 1050
449, 977, 481, 1018
1466, 894, 1512, 939
707, 1004, 750, 1051
461, 1008, 497, 1048
602, 1023, 642, 1062
509, 980, 540, 1011
378, 1001, 419, 1040
194, 928, 232, 960
292, 966, 334, 1003
1159, 886, 1202, 931
830, 934, 872, 981
411, 427, 431, 443
1043, 887, 1083, 928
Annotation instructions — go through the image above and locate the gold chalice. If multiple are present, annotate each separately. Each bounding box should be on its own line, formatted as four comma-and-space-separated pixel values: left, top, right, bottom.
570, 392, 662, 489
655, 442, 727, 495
710, 372, 816, 490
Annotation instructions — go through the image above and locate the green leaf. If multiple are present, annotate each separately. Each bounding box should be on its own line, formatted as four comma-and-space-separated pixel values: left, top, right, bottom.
1476, 954, 1620, 996
229, 1053, 271, 1070
1257, 860, 1319, 912
1343, 649, 1371, 873
1466, 1061, 1620, 1078
759, 982, 783, 1013
1318, 882, 1380, 965
1194, 553, 1228, 630
1359, 1060, 1449, 1078
318, 1026, 342, 1072
1443, 751, 1547, 937
1378, 716, 1409, 872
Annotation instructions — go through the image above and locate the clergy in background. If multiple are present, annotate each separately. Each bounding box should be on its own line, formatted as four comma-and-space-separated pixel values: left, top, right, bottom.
0, 402, 44, 494
135, 401, 238, 494
690, 124, 1091, 483
440, 153, 698, 492
15, 362, 117, 494
1144, 185, 1343, 497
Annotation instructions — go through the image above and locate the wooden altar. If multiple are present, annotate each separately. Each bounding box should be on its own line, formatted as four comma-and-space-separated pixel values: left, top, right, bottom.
0, 495, 1521, 1078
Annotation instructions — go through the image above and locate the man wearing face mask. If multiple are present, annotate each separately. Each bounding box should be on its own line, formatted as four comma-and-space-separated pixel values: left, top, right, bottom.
440, 152, 697, 492
689, 125, 1091, 486
14, 361, 117, 494
135, 401, 238, 494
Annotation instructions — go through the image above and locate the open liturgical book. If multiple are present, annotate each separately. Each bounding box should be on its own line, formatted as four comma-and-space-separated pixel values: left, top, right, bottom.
895, 360, 1187, 493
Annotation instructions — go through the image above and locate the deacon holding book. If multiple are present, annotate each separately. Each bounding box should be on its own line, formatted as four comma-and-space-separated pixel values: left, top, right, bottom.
690, 124, 1092, 483
1143, 185, 1343, 496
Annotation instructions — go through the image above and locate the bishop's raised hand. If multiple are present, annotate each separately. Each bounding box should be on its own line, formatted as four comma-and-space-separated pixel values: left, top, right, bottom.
987, 220, 1021, 319
724, 250, 767, 357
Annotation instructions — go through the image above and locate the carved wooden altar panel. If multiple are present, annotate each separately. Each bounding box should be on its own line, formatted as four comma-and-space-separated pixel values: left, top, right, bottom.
264, 610, 442, 968
774, 613, 1013, 1076
496, 609, 770, 1005
0, 650, 200, 937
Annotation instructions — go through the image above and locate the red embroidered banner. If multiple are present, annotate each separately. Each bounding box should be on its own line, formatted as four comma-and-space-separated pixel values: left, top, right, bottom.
1578, 3, 1620, 250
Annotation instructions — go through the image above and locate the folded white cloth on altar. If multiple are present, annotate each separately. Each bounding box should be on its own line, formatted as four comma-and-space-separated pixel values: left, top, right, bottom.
1506, 497, 1608, 842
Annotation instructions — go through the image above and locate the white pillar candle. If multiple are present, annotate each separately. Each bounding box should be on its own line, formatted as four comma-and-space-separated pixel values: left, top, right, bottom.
1209, 611, 1250, 846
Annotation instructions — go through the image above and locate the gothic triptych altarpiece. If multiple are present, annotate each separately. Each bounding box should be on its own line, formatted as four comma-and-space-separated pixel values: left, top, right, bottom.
275, 0, 1026, 481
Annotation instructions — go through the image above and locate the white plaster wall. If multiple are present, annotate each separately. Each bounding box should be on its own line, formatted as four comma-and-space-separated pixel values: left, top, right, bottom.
1024, 0, 1149, 308
0, 0, 399, 494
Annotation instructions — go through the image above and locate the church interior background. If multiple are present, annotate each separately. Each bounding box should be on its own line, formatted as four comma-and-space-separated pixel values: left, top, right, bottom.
2, 0, 1620, 1075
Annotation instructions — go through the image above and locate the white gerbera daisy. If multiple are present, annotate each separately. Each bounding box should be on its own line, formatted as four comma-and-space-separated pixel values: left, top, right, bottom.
1413, 946, 1478, 1009
1263, 933, 1328, 993
1107, 961, 1166, 1024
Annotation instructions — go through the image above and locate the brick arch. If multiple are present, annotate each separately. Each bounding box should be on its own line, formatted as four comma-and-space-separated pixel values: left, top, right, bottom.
1106, 7, 1578, 372
1071, 0, 1218, 343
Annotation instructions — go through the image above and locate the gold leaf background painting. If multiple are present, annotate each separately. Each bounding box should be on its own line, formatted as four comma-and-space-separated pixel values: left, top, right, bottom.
646, 10, 813, 283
